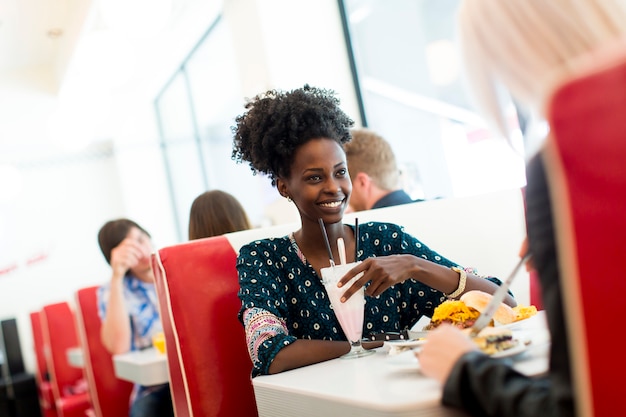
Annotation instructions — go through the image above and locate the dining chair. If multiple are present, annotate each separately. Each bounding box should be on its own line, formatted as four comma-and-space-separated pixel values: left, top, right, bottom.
74, 286, 133, 417
151, 235, 259, 417
30, 311, 57, 417
40, 302, 92, 417
544, 49, 626, 417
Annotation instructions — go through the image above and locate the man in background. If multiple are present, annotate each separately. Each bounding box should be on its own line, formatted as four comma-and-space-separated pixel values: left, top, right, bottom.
344, 128, 421, 211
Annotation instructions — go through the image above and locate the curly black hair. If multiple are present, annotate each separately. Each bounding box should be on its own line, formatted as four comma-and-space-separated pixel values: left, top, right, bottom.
231, 85, 355, 186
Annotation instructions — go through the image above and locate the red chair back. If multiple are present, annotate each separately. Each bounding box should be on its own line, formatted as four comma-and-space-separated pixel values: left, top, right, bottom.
74, 286, 133, 417
30, 311, 57, 417
545, 50, 626, 417
40, 302, 91, 417
151, 235, 258, 417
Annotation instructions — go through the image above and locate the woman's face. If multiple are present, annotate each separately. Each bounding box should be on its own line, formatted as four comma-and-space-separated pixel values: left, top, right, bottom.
278, 138, 352, 226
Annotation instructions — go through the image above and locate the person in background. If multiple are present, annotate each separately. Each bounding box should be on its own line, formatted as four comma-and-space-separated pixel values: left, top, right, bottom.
231, 84, 516, 377
188, 189, 252, 240
343, 128, 421, 212
97, 219, 174, 417
418, 1, 626, 416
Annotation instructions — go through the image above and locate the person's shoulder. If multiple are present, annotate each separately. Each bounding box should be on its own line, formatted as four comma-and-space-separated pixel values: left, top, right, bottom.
359, 221, 405, 234
239, 235, 291, 254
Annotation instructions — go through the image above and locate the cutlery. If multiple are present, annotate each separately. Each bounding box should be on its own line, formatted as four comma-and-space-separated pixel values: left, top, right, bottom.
469, 253, 530, 337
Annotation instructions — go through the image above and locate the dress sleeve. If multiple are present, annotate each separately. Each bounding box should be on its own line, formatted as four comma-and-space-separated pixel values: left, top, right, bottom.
442, 351, 557, 416
236, 240, 297, 376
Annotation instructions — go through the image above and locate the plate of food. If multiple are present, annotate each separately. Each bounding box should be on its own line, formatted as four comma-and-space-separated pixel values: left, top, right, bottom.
472, 326, 531, 358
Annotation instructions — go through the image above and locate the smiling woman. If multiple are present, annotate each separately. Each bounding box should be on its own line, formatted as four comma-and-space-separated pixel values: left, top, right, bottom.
230, 84, 517, 378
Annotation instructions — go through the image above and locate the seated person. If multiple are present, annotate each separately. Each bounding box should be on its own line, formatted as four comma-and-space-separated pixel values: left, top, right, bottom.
344, 128, 421, 211
231, 84, 517, 377
96, 218, 174, 417
188, 189, 252, 240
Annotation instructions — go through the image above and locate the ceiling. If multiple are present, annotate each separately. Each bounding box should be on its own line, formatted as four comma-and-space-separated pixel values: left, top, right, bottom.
0, 0, 189, 162
0, 0, 78, 76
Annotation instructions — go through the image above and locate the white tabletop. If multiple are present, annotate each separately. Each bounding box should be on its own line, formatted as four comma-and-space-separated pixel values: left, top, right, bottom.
252, 312, 550, 417
113, 348, 169, 386
66, 346, 84, 368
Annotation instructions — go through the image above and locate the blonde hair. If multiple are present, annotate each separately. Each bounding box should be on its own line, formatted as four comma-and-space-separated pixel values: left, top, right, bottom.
344, 128, 400, 191
458, 0, 626, 138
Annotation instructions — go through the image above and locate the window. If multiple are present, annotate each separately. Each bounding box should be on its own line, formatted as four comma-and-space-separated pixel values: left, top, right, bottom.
340, 0, 526, 200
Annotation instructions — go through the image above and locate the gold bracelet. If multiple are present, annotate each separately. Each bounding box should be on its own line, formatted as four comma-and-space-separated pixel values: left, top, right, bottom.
446, 266, 467, 298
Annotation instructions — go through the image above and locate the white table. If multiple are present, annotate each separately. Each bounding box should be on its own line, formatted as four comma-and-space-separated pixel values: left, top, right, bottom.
113, 348, 169, 386
252, 312, 550, 417
66, 347, 84, 368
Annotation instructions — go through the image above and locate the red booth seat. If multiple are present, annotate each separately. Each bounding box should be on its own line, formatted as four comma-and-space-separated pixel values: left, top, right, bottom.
74, 286, 133, 417
40, 302, 91, 417
545, 47, 626, 417
152, 235, 258, 417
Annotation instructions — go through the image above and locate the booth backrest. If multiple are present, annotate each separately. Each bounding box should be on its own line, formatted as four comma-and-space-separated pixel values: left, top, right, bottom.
226, 187, 530, 303
29, 312, 57, 417
152, 235, 258, 417
74, 286, 133, 417
545, 51, 626, 417
40, 302, 91, 417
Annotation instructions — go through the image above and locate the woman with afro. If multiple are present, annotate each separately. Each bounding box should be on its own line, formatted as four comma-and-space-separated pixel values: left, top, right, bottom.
231, 85, 516, 376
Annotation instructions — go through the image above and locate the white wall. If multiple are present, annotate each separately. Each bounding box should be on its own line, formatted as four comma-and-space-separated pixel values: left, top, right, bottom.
0, 0, 357, 374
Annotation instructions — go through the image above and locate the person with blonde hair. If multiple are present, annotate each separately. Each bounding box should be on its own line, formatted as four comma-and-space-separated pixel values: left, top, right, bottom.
344, 128, 419, 211
418, 1, 626, 416
188, 189, 252, 240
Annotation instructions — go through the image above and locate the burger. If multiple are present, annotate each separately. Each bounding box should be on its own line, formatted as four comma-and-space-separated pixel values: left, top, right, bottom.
470, 326, 518, 355
424, 290, 517, 330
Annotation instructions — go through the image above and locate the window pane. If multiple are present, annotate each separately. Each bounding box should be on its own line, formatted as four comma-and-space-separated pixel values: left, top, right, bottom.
343, 0, 526, 199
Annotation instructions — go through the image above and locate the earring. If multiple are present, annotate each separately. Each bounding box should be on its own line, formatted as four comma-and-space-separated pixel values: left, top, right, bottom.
286, 196, 292, 202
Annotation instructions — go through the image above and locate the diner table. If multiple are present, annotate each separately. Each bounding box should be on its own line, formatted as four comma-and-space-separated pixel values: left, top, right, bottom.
252, 311, 550, 417
113, 348, 169, 386
66, 346, 84, 368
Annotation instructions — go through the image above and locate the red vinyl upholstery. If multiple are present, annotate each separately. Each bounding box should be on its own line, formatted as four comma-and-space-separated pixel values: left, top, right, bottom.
74, 286, 133, 417
151, 235, 258, 417
545, 51, 626, 417
40, 302, 91, 417
29, 311, 57, 417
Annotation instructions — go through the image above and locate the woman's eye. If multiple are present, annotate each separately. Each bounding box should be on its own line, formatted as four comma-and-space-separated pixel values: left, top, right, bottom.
307, 175, 322, 182
337, 168, 347, 177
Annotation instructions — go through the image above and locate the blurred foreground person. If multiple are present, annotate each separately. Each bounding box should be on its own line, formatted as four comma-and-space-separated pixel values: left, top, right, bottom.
188, 189, 252, 240
97, 218, 174, 417
418, 1, 626, 416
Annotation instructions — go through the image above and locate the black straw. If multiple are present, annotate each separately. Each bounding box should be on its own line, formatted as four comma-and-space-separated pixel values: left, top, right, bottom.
318, 218, 335, 267
354, 217, 359, 261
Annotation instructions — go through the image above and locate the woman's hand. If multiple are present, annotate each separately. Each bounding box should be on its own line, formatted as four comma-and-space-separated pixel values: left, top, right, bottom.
109, 237, 146, 280
418, 324, 477, 384
337, 255, 419, 300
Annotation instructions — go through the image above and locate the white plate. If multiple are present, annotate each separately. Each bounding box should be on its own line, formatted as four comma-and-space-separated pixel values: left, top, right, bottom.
386, 349, 421, 371
490, 340, 528, 358
384, 339, 427, 349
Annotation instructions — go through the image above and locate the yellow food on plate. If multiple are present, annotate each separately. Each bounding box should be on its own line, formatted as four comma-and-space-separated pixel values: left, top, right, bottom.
512, 304, 538, 321
425, 299, 481, 330
424, 290, 517, 330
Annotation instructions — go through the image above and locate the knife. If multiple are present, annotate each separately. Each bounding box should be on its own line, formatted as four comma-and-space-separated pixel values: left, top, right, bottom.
469, 253, 530, 337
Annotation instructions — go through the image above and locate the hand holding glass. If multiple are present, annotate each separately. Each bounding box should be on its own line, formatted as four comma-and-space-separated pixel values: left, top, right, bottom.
321, 262, 375, 359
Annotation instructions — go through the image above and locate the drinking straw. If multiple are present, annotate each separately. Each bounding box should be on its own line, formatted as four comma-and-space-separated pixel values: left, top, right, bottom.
354, 217, 359, 261
318, 218, 335, 267
337, 237, 346, 265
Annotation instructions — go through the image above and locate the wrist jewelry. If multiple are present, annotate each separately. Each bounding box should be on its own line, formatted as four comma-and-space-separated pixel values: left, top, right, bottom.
446, 266, 467, 298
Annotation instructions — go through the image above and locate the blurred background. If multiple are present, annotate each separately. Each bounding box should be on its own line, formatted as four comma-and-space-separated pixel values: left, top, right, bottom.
0, 0, 528, 372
